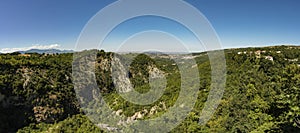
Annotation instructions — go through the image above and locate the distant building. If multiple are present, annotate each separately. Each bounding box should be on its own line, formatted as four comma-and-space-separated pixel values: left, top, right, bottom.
265, 56, 274, 61
288, 58, 298, 62
255, 50, 261, 55
19, 54, 31, 57
255, 50, 261, 58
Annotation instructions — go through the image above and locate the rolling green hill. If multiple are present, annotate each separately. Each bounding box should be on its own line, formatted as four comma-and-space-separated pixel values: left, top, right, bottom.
1, 46, 300, 132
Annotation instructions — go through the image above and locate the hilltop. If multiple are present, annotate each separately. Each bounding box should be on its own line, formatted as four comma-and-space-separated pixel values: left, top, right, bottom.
0, 48, 74, 55
18, 48, 74, 54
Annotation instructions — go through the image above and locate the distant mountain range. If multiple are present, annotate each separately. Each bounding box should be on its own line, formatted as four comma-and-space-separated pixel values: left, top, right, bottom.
17, 49, 74, 54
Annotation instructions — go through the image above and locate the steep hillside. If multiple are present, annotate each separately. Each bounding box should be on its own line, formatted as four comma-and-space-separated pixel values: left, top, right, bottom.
0, 46, 300, 132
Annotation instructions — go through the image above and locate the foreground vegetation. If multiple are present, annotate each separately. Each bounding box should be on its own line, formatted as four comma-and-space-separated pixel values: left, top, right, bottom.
0, 46, 300, 132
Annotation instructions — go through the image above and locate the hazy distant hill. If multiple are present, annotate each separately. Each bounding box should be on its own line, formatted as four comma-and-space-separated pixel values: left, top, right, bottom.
18, 49, 74, 54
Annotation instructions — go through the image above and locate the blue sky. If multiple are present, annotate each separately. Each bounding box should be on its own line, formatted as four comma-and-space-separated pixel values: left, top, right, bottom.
0, 0, 300, 52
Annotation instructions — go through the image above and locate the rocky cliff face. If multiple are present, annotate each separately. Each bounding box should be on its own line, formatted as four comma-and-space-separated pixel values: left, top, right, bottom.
95, 53, 163, 93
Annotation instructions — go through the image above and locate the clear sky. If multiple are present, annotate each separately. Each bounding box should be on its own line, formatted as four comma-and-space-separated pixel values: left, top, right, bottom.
0, 0, 300, 53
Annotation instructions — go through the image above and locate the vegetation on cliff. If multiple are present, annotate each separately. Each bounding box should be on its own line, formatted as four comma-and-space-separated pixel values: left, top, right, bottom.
0, 46, 300, 132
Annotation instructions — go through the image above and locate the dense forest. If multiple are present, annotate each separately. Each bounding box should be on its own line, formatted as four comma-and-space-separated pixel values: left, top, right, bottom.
0, 45, 300, 132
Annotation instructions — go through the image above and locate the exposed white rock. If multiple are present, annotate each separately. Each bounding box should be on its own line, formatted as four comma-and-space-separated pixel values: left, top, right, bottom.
111, 57, 133, 93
